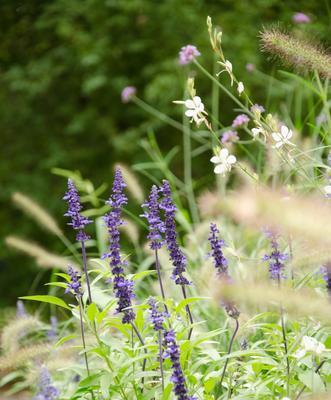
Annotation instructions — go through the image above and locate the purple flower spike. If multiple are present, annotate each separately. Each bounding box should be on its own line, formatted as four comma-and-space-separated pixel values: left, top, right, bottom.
63, 179, 91, 242
178, 45, 200, 65
66, 266, 82, 296
163, 330, 196, 400
232, 114, 249, 128
262, 230, 288, 280
321, 263, 331, 298
292, 12, 311, 24
160, 181, 190, 286
16, 300, 27, 318
148, 297, 165, 331
208, 223, 228, 276
141, 185, 165, 250
34, 366, 59, 400
104, 168, 135, 323
121, 86, 136, 103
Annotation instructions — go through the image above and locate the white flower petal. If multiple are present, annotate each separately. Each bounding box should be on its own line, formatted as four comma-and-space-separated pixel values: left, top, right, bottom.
214, 164, 227, 175
219, 148, 229, 160
272, 132, 281, 142
210, 156, 221, 164
324, 185, 331, 195
184, 99, 195, 108
227, 155, 237, 164
281, 125, 289, 137
185, 110, 195, 117
193, 96, 202, 106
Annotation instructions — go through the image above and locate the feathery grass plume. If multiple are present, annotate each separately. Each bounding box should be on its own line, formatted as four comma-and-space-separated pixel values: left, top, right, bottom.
115, 163, 144, 203
1, 316, 41, 353
12, 192, 62, 236
0, 344, 51, 371
260, 28, 331, 79
225, 186, 331, 249
5, 236, 79, 271
212, 281, 331, 324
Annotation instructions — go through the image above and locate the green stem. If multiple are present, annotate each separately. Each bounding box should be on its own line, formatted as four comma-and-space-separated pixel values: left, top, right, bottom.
220, 318, 239, 390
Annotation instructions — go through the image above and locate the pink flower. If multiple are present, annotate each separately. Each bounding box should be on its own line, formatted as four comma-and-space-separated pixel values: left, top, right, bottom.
232, 114, 249, 128
221, 130, 239, 144
250, 104, 265, 114
292, 12, 311, 24
178, 45, 200, 65
121, 86, 136, 103
246, 63, 255, 72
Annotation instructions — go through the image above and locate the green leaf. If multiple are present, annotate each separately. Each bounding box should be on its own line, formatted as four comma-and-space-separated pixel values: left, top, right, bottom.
87, 303, 99, 322
19, 295, 70, 310
175, 296, 210, 313
161, 383, 173, 400
55, 334, 77, 347
298, 370, 325, 392
45, 282, 68, 289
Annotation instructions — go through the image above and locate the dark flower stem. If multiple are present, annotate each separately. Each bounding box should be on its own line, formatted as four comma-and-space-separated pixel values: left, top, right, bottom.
278, 276, 290, 397
81, 241, 93, 304
158, 330, 165, 392
155, 249, 168, 314
77, 297, 95, 400
220, 318, 239, 390
295, 360, 325, 400
131, 321, 147, 390
181, 285, 194, 340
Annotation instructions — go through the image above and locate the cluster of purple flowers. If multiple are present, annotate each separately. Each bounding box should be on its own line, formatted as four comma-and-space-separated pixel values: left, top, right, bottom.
63, 179, 91, 242
232, 114, 249, 128
208, 223, 228, 276
160, 180, 190, 286
221, 130, 239, 144
34, 367, 59, 400
250, 104, 265, 114
148, 297, 165, 331
292, 12, 310, 24
321, 263, 331, 297
178, 45, 200, 65
104, 168, 135, 323
66, 266, 82, 296
262, 230, 288, 280
141, 185, 165, 250
163, 330, 196, 400
121, 86, 136, 103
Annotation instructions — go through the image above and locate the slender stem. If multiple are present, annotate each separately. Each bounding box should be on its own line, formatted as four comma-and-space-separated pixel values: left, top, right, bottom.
77, 297, 95, 400
181, 285, 194, 340
155, 249, 168, 314
278, 276, 290, 397
131, 321, 147, 390
81, 240, 93, 304
158, 330, 165, 392
220, 318, 239, 389
295, 360, 325, 400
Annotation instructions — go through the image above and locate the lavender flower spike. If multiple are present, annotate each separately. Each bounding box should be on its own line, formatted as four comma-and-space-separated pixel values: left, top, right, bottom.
262, 230, 288, 280
66, 266, 82, 296
148, 297, 165, 331
104, 168, 135, 323
63, 179, 91, 242
163, 330, 196, 400
159, 180, 189, 286
178, 45, 200, 65
141, 185, 165, 250
208, 223, 228, 276
34, 366, 59, 400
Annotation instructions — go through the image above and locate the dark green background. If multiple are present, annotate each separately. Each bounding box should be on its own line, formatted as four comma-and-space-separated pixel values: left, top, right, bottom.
0, 0, 329, 306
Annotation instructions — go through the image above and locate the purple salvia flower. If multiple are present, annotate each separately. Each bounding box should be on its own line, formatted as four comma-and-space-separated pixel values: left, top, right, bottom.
160, 180, 190, 286
221, 130, 239, 144
63, 179, 91, 242
232, 114, 249, 128
163, 330, 196, 400
16, 300, 27, 318
178, 45, 200, 65
321, 263, 331, 298
141, 185, 165, 250
48, 316, 58, 341
121, 86, 136, 103
104, 168, 135, 323
208, 223, 228, 276
292, 12, 311, 24
34, 366, 59, 400
148, 297, 165, 331
262, 230, 288, 280
66, 266, 82, 296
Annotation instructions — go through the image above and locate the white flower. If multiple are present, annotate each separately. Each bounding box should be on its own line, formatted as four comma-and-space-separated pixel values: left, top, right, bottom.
295, 336, 325, 359
174, 96, 207, 126
324, 185, 331, 198
237, 81, 244, 95
252, 127, 263, 139
272, 125, 295, 148
210, 148, 236, 175
217, 60, 234, 85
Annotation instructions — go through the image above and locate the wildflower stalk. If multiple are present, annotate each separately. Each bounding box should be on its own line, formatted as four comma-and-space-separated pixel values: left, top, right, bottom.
181, 285, 194, 340
155, 249, 168, 314
131, 321, 148, 388
158, 330, 165, 391
81, 240, 93, 303
219, 318, 239, 389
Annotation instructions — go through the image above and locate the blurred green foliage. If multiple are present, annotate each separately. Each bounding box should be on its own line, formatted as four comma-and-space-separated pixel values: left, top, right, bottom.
0, 0, 329, 305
